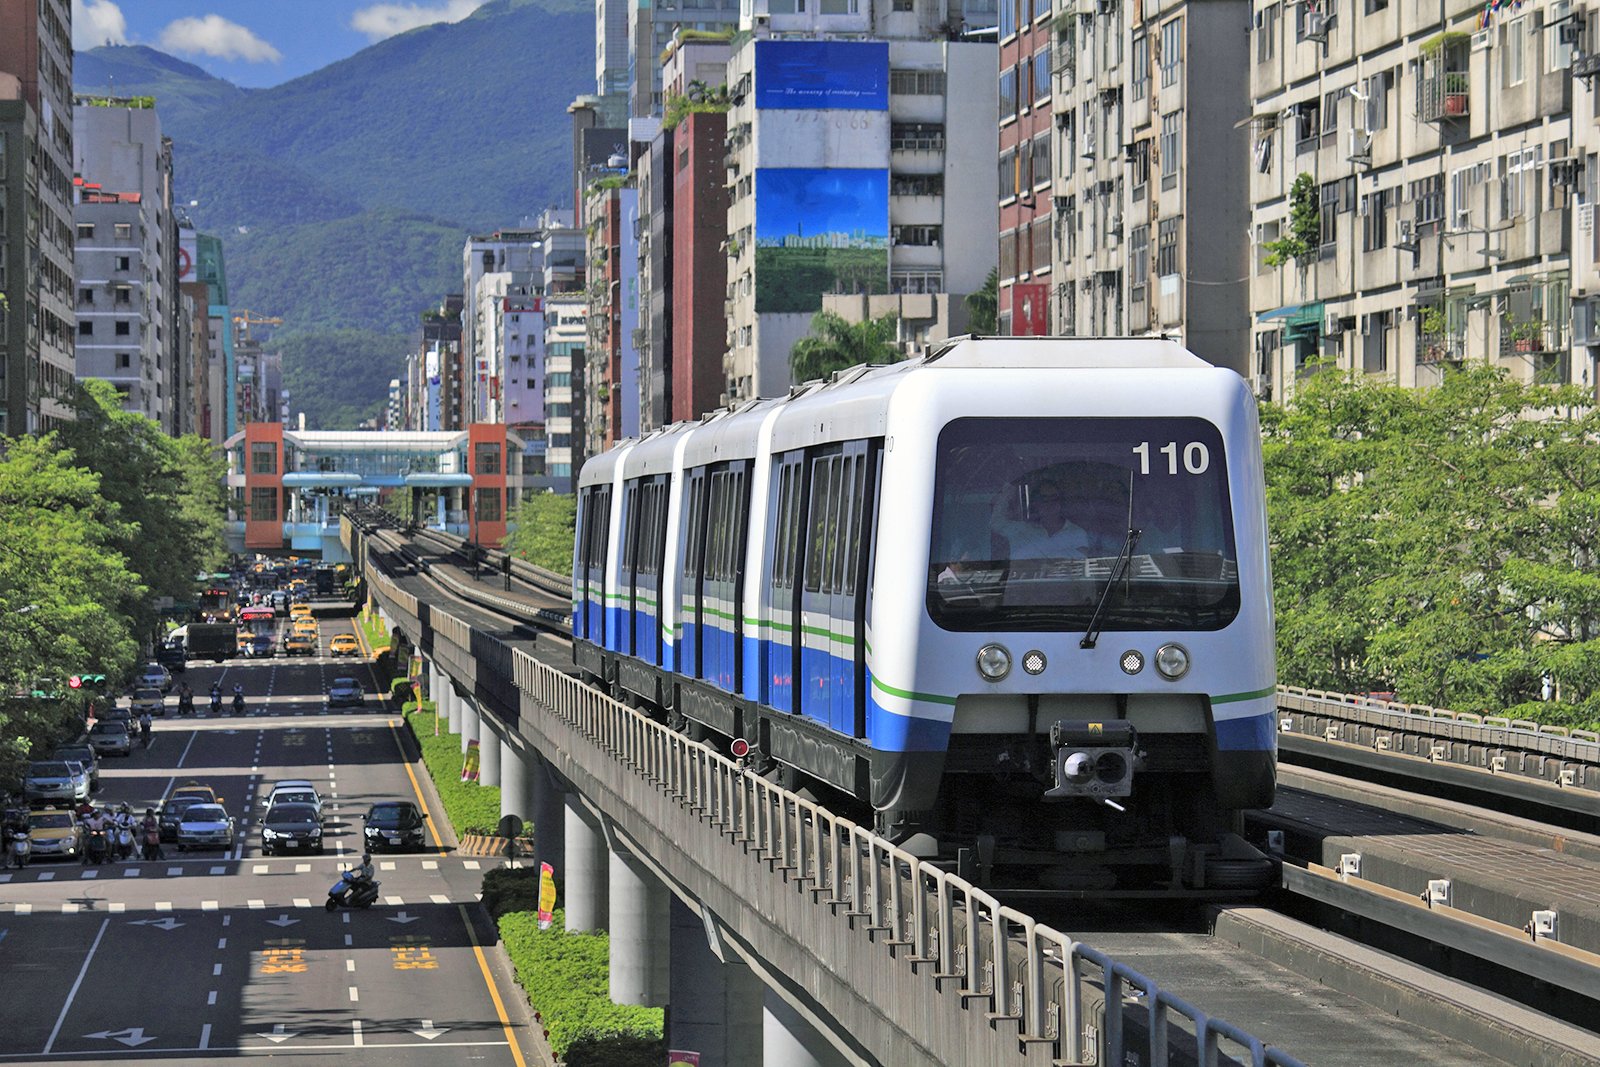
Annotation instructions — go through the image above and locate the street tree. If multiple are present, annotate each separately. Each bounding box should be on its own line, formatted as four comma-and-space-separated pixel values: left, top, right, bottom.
788, 310, 904, 384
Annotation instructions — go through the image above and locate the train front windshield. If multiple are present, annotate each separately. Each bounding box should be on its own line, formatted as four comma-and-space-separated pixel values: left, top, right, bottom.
927, 417, 1241, 632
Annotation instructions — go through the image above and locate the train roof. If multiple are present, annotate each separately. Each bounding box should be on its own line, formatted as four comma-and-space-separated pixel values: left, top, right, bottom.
924, 335, 1208, 369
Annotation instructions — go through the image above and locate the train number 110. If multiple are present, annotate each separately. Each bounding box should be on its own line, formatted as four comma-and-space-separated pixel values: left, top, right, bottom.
1132, 441, 1211, 475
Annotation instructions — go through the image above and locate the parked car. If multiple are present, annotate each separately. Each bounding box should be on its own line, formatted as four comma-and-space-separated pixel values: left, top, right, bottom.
88, 720, 132, 757
52, 744, 100, 789
327, 677, 364, 708
22, 761, 87, 807
260, 802, 323, 855
26, 808, 82, 860
137, 662, 173, 692
329, 634, 360, 657
175, 803, 235, 851
363, 800, 427, 852
129, 687, 166, 717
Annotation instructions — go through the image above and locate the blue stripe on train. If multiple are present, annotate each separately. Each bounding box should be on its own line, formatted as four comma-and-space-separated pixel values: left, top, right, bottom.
1212, 711, 1276, 752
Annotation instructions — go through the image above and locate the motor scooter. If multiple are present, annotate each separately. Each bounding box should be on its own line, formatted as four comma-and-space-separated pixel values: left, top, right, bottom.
325, 868, 380, 910
232, 693, 246, 716
210, 691, 222, 716
7, 828, 29, 869
84, 828, 109, 865
115, 826, 135, 861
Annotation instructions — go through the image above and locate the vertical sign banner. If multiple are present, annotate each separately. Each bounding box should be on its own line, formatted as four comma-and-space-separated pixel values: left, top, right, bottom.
537, 862, 557, 929
461, 739, 480, 782
668, 1053, 702, 1067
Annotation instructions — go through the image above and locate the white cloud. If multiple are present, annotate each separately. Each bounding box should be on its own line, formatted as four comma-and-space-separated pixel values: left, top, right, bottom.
158, 15, 282, 63
350, 0, 485, 42
72, 0, 129, 50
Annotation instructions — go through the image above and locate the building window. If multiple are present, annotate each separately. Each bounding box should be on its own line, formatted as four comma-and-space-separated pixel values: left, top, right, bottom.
1160, 113, 1181, 179
1255, 4, 1279, 64
1501, 147, 1542, 219
1156, 217, 1180, 276
1129, 224, 1149, 303
1033, 47, 1051, 102
1363, 310, 1391, 372
249, 487, 277, 522
79, 287, 93, 305
114, 223, 132, 239
115, 285, 132, 305
1058, 112, 1075, 179
890, 270, 944, 293
1000, 228, 1018, 279
116, 352, 132, 369
475, 440, 502, 474
1057, 196, 1076, 261
1361, 188, 1392, 251
78, 320, 93, 336
115, 320, 131, 336
999, 149, 1017, 201
1410, 174, 1444, 226
892, 225, 942, 246
1159, 17, 1182, 88
475, 488, 503, 522
999, 69, 1018, 123
251, 442, 277, 475
1031, 219, 1051, 272
1132, 33, 1149, 100
116, 256, 130, 271
892, 173, 944, 196
890, 70, 946, 95
1504, 16, 1526, 86
77, 223, 94, 239
1319, 180, 1339, 252
1031, 134, 1051, 188
891, 123, 945, 151
1129, 139, 1150, 198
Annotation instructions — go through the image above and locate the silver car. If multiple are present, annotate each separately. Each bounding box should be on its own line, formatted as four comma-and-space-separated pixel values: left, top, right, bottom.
175, 803, 236, 850
88, 721, 133, 757
137, 662, 173, 692
129, 687, 166, 717
22, 761, 86, 806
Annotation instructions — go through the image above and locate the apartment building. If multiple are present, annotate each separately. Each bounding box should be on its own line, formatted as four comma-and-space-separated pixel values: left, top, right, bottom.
543, 294, 587, 488
584, 181, 641, 453
1249, 0, 1576, 399
74, 184, 164, 417
723, 12, 998, 402
461, 228, 543, 423
0, 0, 75, 434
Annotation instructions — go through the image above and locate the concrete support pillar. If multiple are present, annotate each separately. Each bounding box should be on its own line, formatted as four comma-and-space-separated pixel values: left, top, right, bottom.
530, 754, 565, 878
477, 714, 502, 788
427, 662, 443, 714
562, 797, 608, 932
668, 898, 763, 1067
762, 991, 850, 1067
608, 842, 670, 1006
461, 697, 480, 756
436, 492, 446, 529
446, 682, 463, 736
499, 737, 528, 823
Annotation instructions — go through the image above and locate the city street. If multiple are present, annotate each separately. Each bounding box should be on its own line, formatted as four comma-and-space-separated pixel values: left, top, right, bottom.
0, 617, 533, 1064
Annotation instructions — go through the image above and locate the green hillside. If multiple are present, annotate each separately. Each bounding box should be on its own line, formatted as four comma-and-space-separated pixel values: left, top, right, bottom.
73, 0, 593, 429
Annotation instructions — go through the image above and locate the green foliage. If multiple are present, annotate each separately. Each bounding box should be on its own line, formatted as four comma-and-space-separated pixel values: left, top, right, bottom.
966, 267, 998, 334
663, 79, 730, 128
406, 707, 502, 835
789, 310, 906, 383
505, 493, 577, 574
1263, 173, 1319, 268
499, 910, 665, 1062
55, 380, 226, 643
1264, 365, 1600, 726
481, 866, 542, 921
0, 435, 144, 784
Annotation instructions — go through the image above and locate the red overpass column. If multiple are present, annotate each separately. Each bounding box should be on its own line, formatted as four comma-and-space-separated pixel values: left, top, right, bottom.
468, 423, 508, 549
242, 422, 285, 551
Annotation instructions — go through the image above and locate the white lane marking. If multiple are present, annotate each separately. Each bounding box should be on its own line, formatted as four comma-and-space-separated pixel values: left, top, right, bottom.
293, 898, 311, 908
217, 937, 227, 950
247, 900, 264, 909
463, 860, 480, 870
343, 933, 352, 947
222, 915, 231, 927
0, 873, 10, 884
384, 896, 402, 906
209, 866, 225, 875
78, 870, 97, 880
212, 963, 222, 976
207, 991, 217, 1006
295, 864, 310, 873
37, 871, 54, 882
348, 986, 359, 1003
341, 912, 349, 925
60, 903, 79, 914
252, 865, 268, 874
13, 904, 30, 915
429, 894, 449, 905
44, 916, 109, 1054
122, 867, 139, 877
352, 1019, 363, 1047
201, 901, 218, 911
422, 860, 439, 870
199, 1022, 211, 1049
109, 903, 124, 914
166, 868, 182, 877
155, 902, 172, 912
176, 729, 199, 769
379, 862, 396, 871
345, 959, 355, 973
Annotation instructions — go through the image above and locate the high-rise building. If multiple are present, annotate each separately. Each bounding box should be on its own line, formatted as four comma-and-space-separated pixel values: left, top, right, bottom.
73, 96, 185, 432
0, 0, 75, 434
462, 227, 545, 422
723, 11, 998, 402
543, 294, 587, 488
584, 181, 640, 452
1249, 0, 1575, 397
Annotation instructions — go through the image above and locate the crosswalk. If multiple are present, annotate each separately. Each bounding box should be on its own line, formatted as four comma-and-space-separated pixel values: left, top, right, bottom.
0, 856, 471, 886
0, 892, 482, 914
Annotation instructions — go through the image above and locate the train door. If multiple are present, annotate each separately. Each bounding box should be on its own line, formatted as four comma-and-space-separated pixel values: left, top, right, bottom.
622, 481, 641, 656
634, 478, 667, 666
850, 444, 880, 740
767, 454, 804, 713
703, 464, 748, 693
679, 470, 707, 679
799, 451, 841, 730
577, 486, 611, 643
830, 444, 868, 735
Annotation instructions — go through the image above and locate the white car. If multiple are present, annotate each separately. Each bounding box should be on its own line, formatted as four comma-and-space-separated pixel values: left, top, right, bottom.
264, 780, 323, 817
175, 803, 236, 850
137, 662, 173, 693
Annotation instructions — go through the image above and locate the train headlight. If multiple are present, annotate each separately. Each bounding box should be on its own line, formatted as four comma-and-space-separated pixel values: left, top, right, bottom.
1154, 643, 1191, 680
976, 644, 1012, 681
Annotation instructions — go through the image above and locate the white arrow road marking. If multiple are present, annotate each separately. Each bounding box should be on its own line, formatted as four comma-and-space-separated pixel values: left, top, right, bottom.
257, 1023, 296, 1044
386, 911, 420, 924
83, 1027, 156, 1047
126, 917, 184, 930
266, 914, 300, 927
412, 1020, 450, 1041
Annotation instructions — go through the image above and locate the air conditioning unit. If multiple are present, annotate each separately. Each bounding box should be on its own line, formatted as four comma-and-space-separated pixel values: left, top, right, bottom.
1559, 17, 1585, 46
1325, 311, 1344, 335
1550, 157, 1582, 189
1347, 131, 1372, 167
1471, 28, 1492, 51
1303, 10, 1329, 42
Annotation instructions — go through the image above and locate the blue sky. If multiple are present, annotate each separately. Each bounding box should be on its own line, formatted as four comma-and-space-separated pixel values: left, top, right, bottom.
72, 0, 488, 88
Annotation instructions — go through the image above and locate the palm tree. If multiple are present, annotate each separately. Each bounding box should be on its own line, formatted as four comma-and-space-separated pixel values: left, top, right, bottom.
965, 268, 998, 334
788, 311, 904, 383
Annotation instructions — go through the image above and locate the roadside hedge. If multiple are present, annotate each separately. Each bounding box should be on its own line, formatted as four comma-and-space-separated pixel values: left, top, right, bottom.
404, 706, 501, 835
499, 909, 664, 1067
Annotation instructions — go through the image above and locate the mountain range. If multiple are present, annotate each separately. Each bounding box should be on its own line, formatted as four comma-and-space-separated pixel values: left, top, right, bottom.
73, 0, 593, 429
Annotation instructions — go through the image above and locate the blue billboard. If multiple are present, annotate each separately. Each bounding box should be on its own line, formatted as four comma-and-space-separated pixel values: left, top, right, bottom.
755, 40, 889, 111
755, 168, 889, 313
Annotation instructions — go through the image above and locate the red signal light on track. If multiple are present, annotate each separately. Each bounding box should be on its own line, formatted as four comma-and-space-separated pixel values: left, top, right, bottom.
730, 738, 750, 759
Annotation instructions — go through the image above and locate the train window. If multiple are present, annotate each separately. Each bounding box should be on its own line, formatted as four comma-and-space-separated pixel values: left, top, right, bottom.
804, 457, 834, 593
926, 416, 1240, 632
772, 464, 791, 591
831, 456, 854, 595
623, 483, 642, 573
844, 457, 866, 596
783, 463, 803, 588
682, 474, 706, 582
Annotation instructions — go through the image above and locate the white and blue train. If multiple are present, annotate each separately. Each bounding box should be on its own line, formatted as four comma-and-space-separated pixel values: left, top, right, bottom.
573, 337, 1276, 890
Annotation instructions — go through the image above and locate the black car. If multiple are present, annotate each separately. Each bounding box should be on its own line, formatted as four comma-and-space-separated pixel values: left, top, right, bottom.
363, 801, 427, 852
158, 795, 204, 842
260, 802, 323, 855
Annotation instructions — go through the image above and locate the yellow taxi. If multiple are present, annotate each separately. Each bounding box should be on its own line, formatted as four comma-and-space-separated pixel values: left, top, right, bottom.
292, 617, 318, 636
329, 634, 360, 657
236, 630, 252, 653
283, 632, 316, 656
289, 604, 313, 621
26, 808, 83, 860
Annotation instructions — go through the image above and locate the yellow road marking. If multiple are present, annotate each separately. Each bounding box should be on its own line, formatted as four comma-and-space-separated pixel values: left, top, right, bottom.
389, 719, 447, 854
459, 904, 527, 1067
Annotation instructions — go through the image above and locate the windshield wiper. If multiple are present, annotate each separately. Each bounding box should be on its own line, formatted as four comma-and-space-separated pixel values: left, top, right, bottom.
1080, 527, 1141, 648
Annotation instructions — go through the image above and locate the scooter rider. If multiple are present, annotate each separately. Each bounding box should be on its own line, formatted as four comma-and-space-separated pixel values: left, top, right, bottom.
138, 711, 153, 747
232, 684, 246, 715
210, 682, 222, 715
177, 682, 194, 716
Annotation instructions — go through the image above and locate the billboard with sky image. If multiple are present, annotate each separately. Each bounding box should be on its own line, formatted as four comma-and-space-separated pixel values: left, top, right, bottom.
755, 168, 889, 314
